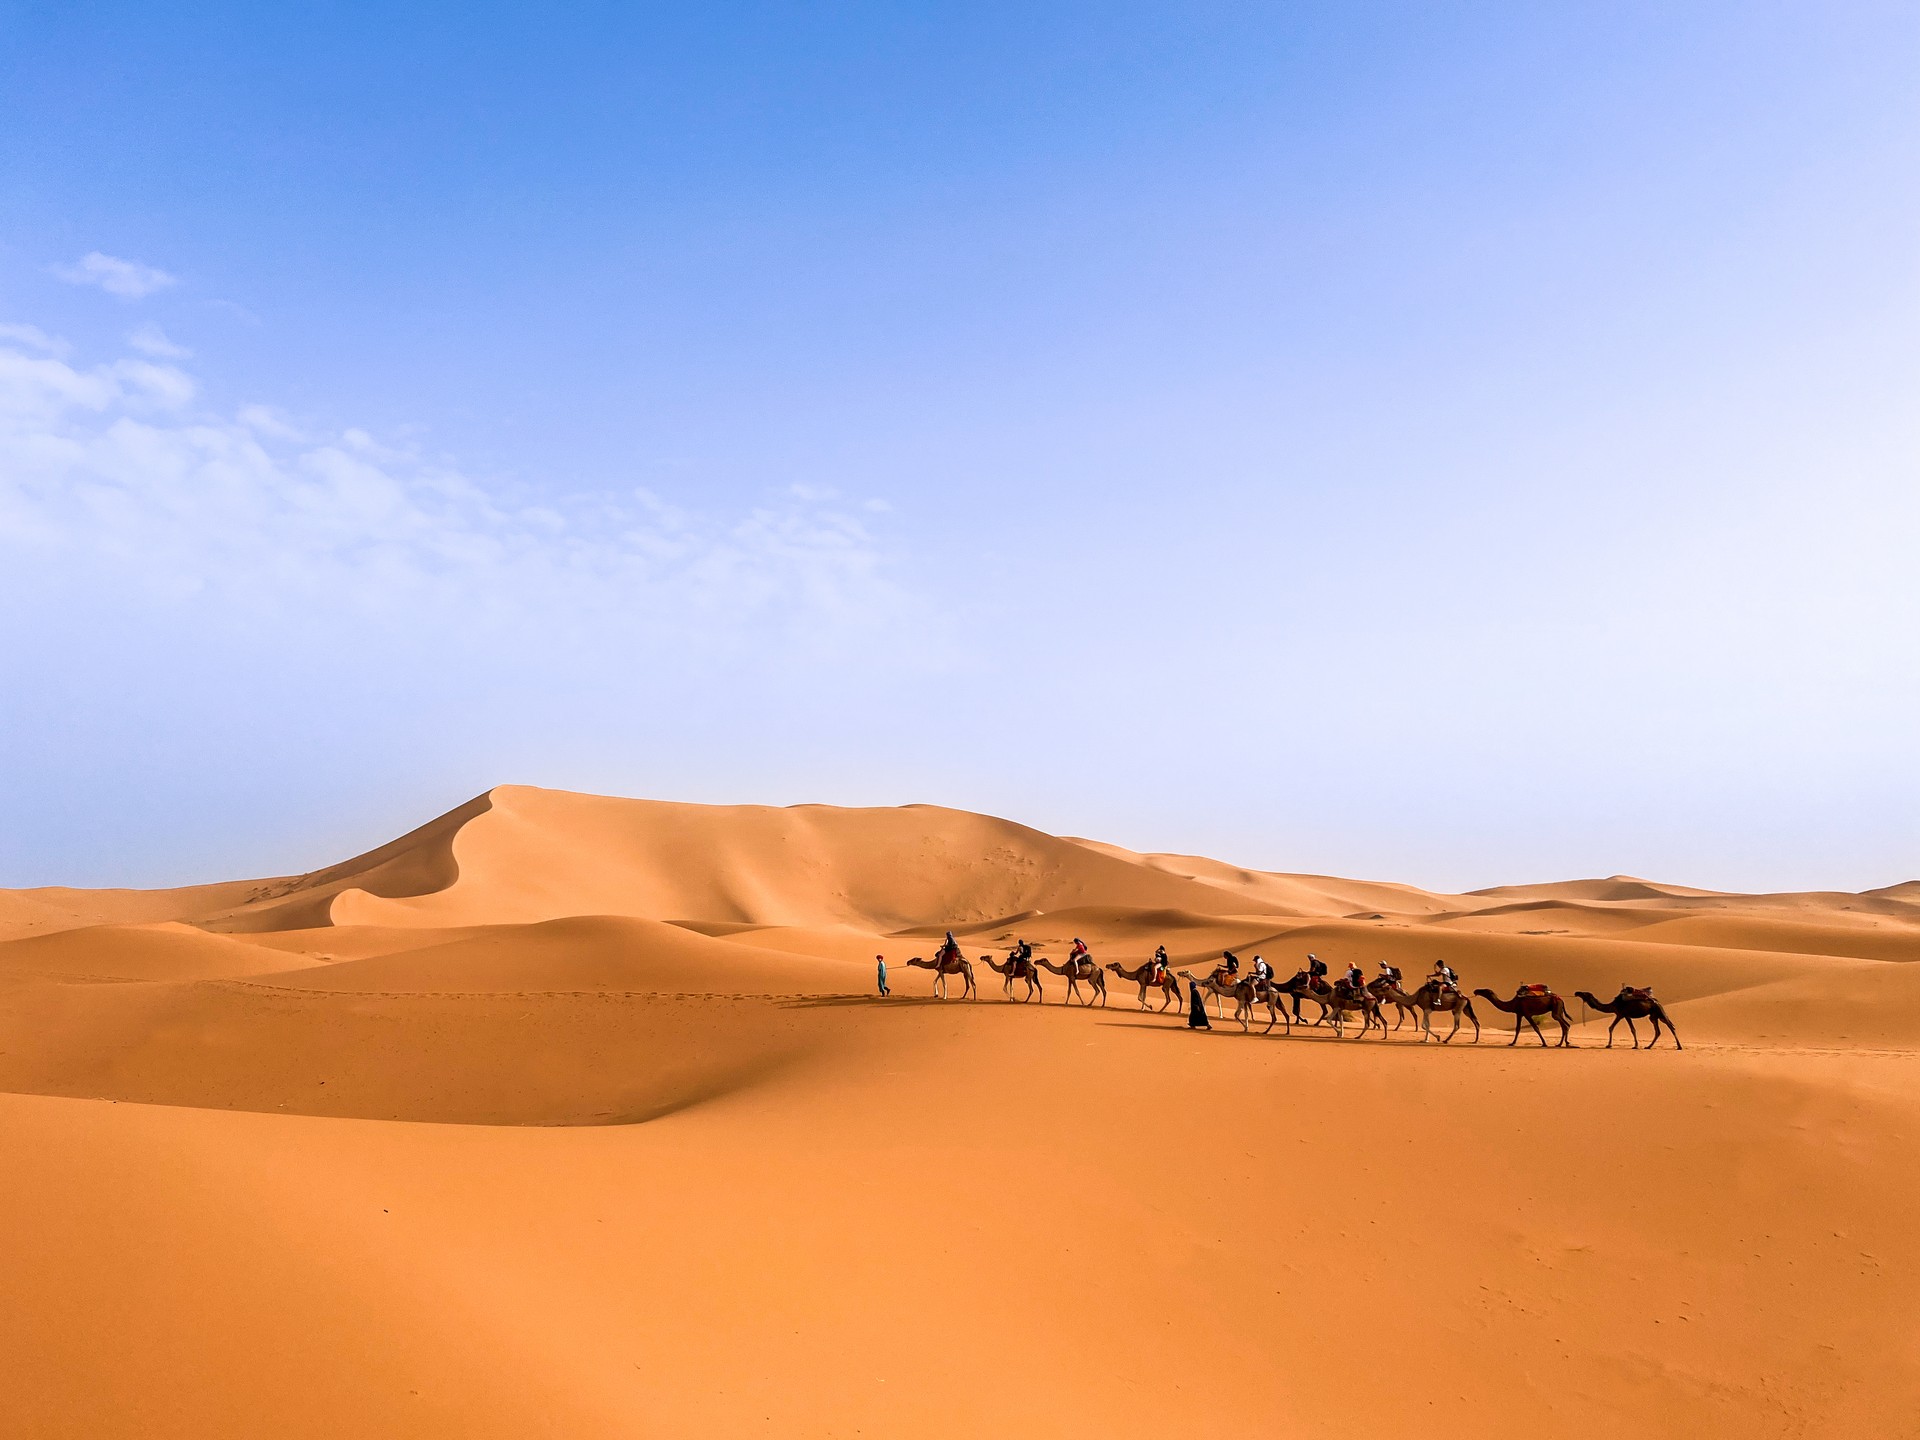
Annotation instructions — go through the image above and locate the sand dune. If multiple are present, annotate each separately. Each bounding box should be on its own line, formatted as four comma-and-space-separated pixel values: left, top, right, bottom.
0, 921, 314, 983
2, 785, 1916, 1437
0, 879, 275, 943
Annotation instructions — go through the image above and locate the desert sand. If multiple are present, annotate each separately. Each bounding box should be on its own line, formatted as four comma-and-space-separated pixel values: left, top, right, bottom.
3, 784, 1916, 1437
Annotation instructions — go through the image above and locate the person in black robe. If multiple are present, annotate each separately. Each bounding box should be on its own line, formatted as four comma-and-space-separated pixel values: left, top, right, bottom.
1186, 979, 1212, 1030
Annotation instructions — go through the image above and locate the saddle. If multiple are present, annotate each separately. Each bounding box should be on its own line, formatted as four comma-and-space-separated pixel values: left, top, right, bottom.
1618, 985, 1653, 1004
1516, 983, 1550, 998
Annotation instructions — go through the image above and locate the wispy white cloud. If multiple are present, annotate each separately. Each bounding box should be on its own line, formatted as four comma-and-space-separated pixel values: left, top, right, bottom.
236, 403, 305, 441
0, 324, 913, 662
51, 251, 178, 299
0, 322, 70, 357
128, 322, 192, 359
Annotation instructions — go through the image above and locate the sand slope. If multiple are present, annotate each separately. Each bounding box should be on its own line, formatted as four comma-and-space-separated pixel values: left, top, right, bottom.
1, 785, 1916, 1438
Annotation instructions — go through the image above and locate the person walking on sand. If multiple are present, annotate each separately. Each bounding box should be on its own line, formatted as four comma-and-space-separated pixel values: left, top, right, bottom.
1186, 979, 1212, 1030
876, 954, 889, 996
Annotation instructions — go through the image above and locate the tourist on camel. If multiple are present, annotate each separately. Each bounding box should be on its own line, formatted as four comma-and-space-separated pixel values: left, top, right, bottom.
1069, 937, 1091, 968
1251, 954, 1273, 987
1151, 944, 1170, 984
1306, 953, 1328, 982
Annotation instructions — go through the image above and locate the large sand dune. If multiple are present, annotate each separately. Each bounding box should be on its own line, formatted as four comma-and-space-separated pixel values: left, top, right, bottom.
2, 785, 1916, 1437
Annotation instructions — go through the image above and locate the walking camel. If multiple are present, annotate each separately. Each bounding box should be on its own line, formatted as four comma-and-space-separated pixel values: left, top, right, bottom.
1367, 974, 1422, 1032
1176, 968, 1259, 1030
1374, 979, 1480, 1043
1178, 969, 1293, 1034
982, 953, 1045, 1003
1574, 989, 1681, 1050
1318, 980, 1386, 1039
1473, 986, 1572, 1047
1274, 970, 1334, 1027
1035, 955, 1108, 1007
905, 951, 976, 1000
1105, 960, 1182, 1012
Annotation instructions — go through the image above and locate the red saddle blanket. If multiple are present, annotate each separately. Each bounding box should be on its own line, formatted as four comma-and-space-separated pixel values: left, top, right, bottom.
1517, 983, 1550, 997
1619, 986, 1654, 1003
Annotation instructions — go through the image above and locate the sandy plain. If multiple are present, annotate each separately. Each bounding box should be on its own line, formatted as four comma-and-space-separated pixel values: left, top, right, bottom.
3, 784, 1916, 1437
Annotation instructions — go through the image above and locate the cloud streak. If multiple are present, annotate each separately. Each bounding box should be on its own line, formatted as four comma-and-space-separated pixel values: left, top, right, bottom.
50, 251, 179, 299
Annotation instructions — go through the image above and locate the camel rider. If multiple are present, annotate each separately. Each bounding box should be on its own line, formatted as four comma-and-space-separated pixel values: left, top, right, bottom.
941, 931, 960, 964
1377, 962, 1402, 988
1251, 954, 1273, 988
1010, 938, 1033, 972
1069, 937, 1091, 970
1344, 962, 1365, 993
1306, 953, 1328, 983
1152, 945, 1170, 983
1430, 960, 1459, 994
1220, 950, 1241, 984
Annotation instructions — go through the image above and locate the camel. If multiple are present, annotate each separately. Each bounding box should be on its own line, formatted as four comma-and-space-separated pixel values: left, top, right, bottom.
1317, 979, 1385, 1039
1574, 988, 1681, 1050
1374, 979, 1480, 1044
1243, 978, 1293, 1036
1473, 986, 1572, 1047
1175, 969, 1291, 1033
1035, 955, 1108, 1007
1176, 968, 1257, 1030
1105, 960, 1182, 1012
1367, 974, 1422, 1032
982, 953, 1044, 1003
1274, 970, 1333, 1026
905, 951, 976, 1000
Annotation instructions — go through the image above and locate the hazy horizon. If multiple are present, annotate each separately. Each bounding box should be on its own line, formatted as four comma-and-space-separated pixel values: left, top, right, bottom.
4, 1, 1916, 894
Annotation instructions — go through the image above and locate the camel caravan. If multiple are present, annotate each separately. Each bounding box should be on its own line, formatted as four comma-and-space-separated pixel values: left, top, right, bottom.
903, 935, 1681, 1050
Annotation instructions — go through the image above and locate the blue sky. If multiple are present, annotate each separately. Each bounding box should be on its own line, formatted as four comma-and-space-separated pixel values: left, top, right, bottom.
2, 1, 1916, 892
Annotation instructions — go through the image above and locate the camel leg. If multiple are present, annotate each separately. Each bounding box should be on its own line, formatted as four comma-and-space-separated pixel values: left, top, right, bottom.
1464, 1002, 1480, 1043
1657, 1009, 1682, 1050
1605, 1015, 1619, 1049
1625, 1016, 1641, 1049
1508, 1013, 1522, 1046
1528, 1014, 1547, 1046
